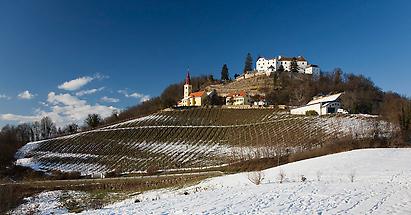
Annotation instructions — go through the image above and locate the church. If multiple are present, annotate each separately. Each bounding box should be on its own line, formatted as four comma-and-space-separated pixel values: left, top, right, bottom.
178, 72, 208, 107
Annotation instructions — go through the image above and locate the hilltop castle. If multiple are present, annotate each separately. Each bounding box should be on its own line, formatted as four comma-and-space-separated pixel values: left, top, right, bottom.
256, 55, 320, 75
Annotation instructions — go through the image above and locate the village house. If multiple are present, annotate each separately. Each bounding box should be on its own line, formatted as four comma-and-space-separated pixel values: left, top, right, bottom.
290, 93, 346, 115
252, 95, 268, 107
225, 91, 251, 106
178, 72, 208, 107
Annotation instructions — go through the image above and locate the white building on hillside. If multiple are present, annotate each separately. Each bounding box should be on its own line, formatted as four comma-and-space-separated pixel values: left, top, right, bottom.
256, 55, 320, 75
304, 64, 321, 75
226, 91, 250, 106
290, 93, 344, 115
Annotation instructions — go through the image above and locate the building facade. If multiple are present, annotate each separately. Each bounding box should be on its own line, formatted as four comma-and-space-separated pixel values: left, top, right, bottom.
178, 72, 208, 107
226, 91, 250, 105
290, 93, 344, 115
256, 55, 320, 75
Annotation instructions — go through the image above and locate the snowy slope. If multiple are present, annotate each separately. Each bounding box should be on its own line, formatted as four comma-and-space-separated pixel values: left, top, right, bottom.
78, 148, 411, 215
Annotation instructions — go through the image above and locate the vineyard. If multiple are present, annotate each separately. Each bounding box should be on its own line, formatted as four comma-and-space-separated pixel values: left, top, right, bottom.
15, 108, 396, 175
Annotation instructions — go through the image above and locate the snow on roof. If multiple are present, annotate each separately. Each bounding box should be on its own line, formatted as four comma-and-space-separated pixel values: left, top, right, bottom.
307, 93, 342, 105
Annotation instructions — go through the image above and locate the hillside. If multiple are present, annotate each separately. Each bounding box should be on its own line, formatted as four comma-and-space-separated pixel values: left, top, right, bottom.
12, 148, 411, 214
15, 108, 396, 175
206, 75, 275, 96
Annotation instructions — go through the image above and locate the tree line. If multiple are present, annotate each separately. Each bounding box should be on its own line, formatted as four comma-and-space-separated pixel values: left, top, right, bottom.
0, 112, 117, 169
266, 68, 411, 139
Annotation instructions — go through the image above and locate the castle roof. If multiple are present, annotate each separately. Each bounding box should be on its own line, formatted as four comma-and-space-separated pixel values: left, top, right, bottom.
278, 56, 307, 62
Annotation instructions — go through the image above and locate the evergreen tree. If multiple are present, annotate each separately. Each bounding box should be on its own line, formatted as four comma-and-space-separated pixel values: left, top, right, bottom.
243, 53, 253, 74
290, 57, 299, 73
221, 64, 229, 81
277, 65, 285, 73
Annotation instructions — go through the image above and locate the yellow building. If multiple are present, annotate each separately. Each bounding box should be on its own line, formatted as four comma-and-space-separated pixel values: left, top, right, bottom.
178, 72, 207, 107
225, 91, 250, 105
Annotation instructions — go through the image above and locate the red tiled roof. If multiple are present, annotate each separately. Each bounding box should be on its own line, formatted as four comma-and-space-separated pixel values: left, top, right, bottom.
189, 91, 206, 97
227, 91, 247, 98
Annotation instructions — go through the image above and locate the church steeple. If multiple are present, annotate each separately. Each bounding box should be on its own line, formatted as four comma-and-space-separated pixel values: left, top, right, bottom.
185, 70, 191, 85
183, 70, 192, 99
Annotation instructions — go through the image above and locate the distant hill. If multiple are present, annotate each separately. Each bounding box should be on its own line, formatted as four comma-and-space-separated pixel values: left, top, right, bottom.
15, 108, 395, 175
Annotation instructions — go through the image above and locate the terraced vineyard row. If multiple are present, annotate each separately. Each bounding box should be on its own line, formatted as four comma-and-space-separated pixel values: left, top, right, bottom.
15, 108, 396, 175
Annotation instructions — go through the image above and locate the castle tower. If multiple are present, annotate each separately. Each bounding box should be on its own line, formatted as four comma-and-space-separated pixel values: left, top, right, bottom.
184, 71, 192, 98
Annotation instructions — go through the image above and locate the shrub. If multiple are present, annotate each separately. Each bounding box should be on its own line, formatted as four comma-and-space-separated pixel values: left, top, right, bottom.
247, 171, 264, 185
305, 110, 319, 116
146, 164, 159, 175
316, 171, 322, 182
278, 169, 286, 183
301, 175, 307, 182
348, 170, 356, 182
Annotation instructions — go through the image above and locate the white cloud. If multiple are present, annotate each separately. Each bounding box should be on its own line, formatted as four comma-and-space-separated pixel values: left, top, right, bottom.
18, 90, 35, 100
47, 92, 86, 106
0, 113, 40, 123
75, 87, 105, 96
118, 90, 150, 103
58, 76, 94, 91
1, 92, 119, 127
0, 94, 11, 100
100, 96, 119, 103
58, 73, 109, 91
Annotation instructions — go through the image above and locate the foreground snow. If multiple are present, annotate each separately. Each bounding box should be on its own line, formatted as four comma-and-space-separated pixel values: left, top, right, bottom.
10, 190, 86, 215
81, 148, 411, 214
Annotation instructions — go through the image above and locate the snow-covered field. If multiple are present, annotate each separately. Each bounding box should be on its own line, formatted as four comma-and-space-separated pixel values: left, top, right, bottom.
81, 148, 411, 215
12, 148, 411, 214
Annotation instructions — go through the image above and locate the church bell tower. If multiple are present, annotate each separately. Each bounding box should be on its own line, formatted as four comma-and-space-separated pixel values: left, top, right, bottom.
184, 71, 192, 98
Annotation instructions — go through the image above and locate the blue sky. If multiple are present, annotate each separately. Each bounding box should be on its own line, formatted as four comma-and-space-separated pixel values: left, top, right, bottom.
0, 0, 410, 127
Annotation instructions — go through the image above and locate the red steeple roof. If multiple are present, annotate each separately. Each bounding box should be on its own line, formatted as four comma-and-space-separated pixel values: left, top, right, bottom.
185, 71, 191, 85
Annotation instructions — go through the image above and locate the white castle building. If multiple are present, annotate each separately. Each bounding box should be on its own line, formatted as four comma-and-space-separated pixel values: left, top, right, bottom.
256, 55, 320, 75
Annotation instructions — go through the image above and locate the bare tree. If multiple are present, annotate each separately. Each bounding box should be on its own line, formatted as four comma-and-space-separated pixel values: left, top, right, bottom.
316, 171, 322, 182
16, 123, 33, 142
278, 169, 286, 183
85, 114, 103, 128
40, 116, 57, 139
247, 171, 265, 185
31, 121, 41, 141
348, 170, 356, 182
63, 123, 79, 134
